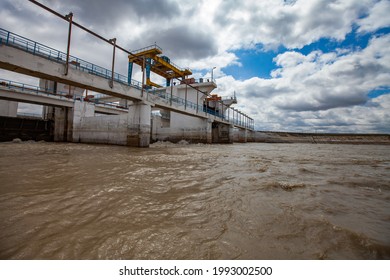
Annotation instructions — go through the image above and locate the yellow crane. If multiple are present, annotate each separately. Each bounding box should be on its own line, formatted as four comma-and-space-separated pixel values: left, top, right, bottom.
128, 44, 192, 88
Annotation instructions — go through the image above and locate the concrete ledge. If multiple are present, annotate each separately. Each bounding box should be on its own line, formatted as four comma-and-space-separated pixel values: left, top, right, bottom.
254, 131, 390, 145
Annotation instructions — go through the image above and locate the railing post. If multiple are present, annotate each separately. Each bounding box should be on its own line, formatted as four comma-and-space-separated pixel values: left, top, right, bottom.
6, 31, 10, 45
141, 56, 145, 97
64, 12, 73, 76
109, 38, 116, 88
185, 82, 188, 110
196, 89, 199, 113
170, 80, 173, 106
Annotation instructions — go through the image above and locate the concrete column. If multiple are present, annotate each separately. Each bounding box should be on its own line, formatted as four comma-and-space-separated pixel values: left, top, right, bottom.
53, 101, 95, 142
212, 122, 233, 144
72, 100, 95, 143
53, 107, 73, 142
119, 99, 129, 108
0, 100, 18, 117
205, 119, 212, 144
42, 106, 55, 120
247, 130, 255, 142
237, 128, 247, 143
127, 101, 151, 147
127, 62, 133, 84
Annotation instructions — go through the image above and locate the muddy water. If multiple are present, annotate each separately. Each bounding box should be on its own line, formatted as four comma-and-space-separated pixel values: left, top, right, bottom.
0, 141, 389, 259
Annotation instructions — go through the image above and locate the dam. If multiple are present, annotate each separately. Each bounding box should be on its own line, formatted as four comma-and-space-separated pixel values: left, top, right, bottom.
0, 20, 254, 147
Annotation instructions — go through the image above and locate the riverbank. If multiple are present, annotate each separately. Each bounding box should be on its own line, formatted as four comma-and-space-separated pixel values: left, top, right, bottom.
253, 131, 390, 145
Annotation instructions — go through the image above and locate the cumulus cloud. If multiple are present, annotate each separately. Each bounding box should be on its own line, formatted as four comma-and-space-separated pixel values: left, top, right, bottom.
133, 26, 218, 60
358, 0, 390, 33
40, 0, 180, 30
214, 34, 390, 132
214, 0, 374, 50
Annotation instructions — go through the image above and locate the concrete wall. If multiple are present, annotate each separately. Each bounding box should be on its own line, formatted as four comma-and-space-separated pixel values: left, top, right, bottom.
247, 130, 256, 142
73, 114, 129, 145
0, 100, 18, 117
127, 102, 151, 147
53, 107, 74, 142
151, 111, 212, 143
235, 128, 248, 143
253, 131, 390, 144
67, 101, 151, 147
212, 122, 233, 144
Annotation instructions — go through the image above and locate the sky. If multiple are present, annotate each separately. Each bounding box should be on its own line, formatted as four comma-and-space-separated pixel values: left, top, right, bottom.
1, 0, 390, 133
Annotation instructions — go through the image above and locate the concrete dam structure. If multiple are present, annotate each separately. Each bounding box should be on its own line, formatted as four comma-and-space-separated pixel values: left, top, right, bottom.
0, 26, 254, 147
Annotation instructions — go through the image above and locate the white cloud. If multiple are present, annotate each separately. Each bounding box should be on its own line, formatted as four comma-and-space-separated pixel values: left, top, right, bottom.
358, 0, 390, 33
212, 0, 374, 50
215, 34, 390, 132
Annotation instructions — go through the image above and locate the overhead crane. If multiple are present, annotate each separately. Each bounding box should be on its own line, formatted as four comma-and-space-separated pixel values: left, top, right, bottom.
128, 44, 192, 88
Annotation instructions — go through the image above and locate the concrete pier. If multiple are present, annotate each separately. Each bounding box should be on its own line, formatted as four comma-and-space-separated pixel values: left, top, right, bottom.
59, 100, 152, 147
0, 100, 18, 117
247, 130, 256, 142
127, 101, 151, 147
212, 122, 233, 144
53, 107, 73, 142
236, 128, 248, 143
151, 113, 212, 144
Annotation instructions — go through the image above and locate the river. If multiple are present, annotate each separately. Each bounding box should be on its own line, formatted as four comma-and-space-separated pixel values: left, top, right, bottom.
0, 141, 389, 259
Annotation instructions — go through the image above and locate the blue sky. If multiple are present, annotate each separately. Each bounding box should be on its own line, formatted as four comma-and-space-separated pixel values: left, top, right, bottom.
224, 26, 390, 81
223, 48, 278, 80
222, 25, 390, 104
1, 0, 390, 133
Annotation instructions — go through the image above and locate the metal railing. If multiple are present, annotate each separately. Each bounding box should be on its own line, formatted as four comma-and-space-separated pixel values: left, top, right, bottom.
1, 77, 254, 129
0, 78, 75, 101
146, 88, 203, 112
131, 43, 162, 54
0, 78, 128, 110
0, 28, 142, 89
131, 43, 190, 74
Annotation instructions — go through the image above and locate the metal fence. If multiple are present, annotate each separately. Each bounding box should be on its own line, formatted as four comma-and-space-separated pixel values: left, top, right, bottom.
0, 28, 142, 89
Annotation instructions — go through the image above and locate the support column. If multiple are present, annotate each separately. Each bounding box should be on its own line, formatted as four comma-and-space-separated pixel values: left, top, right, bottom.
72, 100, 95, 143
0, 101, 18, 117
212, 122, 233, 144
247, 130, 255, 142
205, 119, 212, 144
237, 128, 247, 143
145, 58, 152, 89
127, 101, 151, 147
53, 107, 72, 142
127, 62, 133, 84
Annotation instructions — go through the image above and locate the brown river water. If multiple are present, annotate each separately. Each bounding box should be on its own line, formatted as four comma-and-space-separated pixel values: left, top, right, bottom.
0, 141, 389, 260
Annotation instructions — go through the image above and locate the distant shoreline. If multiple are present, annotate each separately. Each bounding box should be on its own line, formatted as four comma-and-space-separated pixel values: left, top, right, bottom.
252, 131, 390, 145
